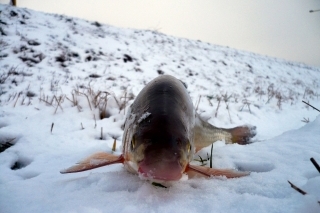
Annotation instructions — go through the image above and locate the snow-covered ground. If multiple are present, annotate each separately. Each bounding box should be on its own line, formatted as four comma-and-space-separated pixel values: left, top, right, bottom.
0, 4, 320, 213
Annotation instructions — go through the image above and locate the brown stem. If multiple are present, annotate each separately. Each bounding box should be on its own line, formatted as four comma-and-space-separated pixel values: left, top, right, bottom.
310, 158, 320, 173
302, 101, 320, 112
288, 180, 307, 195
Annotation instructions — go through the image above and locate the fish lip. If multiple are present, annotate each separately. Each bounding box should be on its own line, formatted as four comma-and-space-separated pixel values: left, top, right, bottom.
138, 170, 183, 181
137, 160, 183, 181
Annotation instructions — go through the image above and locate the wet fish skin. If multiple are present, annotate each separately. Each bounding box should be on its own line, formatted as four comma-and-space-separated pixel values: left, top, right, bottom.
122, 75, 195, 180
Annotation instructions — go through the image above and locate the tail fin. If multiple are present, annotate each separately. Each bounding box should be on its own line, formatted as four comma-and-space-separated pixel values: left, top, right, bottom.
228, 125, 256, 145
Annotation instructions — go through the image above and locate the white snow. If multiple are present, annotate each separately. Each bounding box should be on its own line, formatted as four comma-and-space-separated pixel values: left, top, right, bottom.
0, 4, 320, 213
138, 112, 151, 124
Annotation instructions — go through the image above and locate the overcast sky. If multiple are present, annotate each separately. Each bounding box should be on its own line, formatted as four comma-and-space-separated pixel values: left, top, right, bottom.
2, 0, 320, 67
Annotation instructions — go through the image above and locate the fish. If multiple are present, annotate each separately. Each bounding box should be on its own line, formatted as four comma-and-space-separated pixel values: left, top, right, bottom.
60, 75, 256, 181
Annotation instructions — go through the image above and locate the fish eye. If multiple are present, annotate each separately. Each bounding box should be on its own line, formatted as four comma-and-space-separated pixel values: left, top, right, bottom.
131, 137, 136, 150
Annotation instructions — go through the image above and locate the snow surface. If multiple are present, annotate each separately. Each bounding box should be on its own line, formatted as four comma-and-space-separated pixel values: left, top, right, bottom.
0, 4, 320, 213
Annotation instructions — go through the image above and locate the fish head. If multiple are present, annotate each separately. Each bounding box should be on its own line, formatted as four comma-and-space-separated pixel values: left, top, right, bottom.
122, 75, 195, 181
127, 124, 193, 181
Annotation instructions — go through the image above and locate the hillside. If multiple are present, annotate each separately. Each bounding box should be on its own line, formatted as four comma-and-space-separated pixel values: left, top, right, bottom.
0, 4, 320, 213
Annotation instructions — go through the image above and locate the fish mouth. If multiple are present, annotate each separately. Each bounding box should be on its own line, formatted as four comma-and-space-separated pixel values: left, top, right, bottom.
138, 159, 183, 181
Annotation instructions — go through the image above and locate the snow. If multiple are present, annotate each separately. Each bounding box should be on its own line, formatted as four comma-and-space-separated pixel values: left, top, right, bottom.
1, 4, 320, 213
138, 112, 151, 124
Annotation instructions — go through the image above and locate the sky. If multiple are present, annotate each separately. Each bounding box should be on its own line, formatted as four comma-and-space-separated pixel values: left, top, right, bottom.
2, 0, 320, 67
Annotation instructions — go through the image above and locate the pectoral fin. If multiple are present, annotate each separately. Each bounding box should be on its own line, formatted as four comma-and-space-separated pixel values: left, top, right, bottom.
60, 153, 124, 174
186, 164, 250, 178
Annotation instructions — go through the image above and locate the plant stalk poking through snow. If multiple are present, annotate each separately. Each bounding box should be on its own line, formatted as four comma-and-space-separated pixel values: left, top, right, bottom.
13, 92, 21, 107
112, 139, 116, 152
302, 101, 320, 113
240, 99, 252, 114
195, 95, 201, 111
287, 181, 307, 195
51, 123, 54, 134
310, 157, 320, 173
210, 143, 213, 168
54, 95, 64, 114
288, 158, 320, 205
214, 95, 221, 118
94, 114, 97, 128
223, 93, 232, 123
100, 127, 103, 140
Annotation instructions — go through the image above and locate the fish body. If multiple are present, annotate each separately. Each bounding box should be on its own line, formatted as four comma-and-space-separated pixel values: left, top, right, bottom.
61, 75, 256, 181
122, 75, 195, 180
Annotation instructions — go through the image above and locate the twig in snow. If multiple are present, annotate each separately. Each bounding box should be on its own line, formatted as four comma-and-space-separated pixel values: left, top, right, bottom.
266, 84, 275, 104
195, 95, 202, 111
194, 155, 207, 166
65, 92, 78, 107
13, 92, 21, 107
117, 91, 133, 114
310, 158, 320, 173
100, 127, 103, 140
21, 95, 26, 105
210, 143, 213, 168
215, 96, 221, 118
152, 182, 167, 188
276, 92, 283, 110
287, 181, 307, 195
51, 123, 54, 134
223, 93, 232, 123
39, 97, 53, 106
288, 158, 320, 205
94, 114, 97, 128
54, 95, 64, 114
240, 99, 251, 114
50, 95, 55, 105
112, 139, 116, 152
207, 96, 213, 106
122, 92, 127, 115
93, 91, 102, 108
302, 101, 320, 113
78, 91, 92, 111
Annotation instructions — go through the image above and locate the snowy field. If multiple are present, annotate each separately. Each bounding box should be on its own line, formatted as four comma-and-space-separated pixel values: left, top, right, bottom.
0, 4, 320, 213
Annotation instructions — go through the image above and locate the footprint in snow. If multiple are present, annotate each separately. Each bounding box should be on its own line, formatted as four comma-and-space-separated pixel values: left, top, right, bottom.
234, 161, 275, 173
